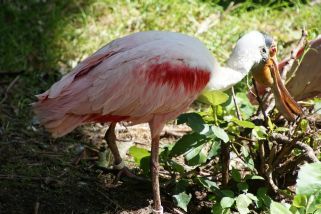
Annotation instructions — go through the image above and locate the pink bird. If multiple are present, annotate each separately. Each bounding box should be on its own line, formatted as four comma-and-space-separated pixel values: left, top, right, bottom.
33, 31, 276, 213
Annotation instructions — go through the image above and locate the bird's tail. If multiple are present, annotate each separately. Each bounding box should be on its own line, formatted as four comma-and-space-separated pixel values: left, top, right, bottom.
32, 92, 86, 138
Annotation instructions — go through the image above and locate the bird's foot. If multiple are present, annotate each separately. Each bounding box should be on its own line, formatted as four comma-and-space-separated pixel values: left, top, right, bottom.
152, 206, 163, 214
113, 160, 148, 184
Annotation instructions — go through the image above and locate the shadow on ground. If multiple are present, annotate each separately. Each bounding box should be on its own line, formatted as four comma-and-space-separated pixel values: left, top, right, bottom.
0, 1, 154, 213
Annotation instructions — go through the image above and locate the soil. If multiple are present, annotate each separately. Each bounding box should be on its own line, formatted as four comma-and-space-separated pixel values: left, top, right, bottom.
0, 98, 191, 214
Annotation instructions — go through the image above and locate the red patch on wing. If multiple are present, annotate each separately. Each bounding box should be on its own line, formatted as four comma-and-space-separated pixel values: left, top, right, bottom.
86, 114, 129, 123
145, 62, 210, 93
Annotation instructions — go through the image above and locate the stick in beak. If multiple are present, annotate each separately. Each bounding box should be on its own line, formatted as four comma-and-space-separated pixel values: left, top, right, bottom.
253, 42, 303, 121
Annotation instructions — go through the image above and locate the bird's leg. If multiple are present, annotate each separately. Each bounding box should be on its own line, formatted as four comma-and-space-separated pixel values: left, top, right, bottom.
104, 122, 145, 182
151, 135, 163, 214
149, 118, 165, 214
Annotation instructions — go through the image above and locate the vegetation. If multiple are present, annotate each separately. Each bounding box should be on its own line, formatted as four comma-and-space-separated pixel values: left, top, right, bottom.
1, 0, 321, 213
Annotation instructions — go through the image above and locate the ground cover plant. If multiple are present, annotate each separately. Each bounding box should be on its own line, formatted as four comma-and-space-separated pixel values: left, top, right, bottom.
1, 0, 321, 213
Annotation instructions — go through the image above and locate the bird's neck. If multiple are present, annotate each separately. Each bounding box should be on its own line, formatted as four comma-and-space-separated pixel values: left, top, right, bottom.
207, 57, 256, 91
226, 53, 256, 75
207, 66, 244, 91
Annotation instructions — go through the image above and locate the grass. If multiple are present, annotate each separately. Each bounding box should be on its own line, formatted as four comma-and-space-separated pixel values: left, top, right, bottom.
1, 0, 321, 213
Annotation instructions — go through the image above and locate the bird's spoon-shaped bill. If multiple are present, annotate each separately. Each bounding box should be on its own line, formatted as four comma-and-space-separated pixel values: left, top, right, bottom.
269, 57, 303, 121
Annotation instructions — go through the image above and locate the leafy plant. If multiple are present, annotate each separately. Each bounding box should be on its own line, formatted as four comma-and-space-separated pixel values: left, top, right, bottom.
129, 88, 321, 213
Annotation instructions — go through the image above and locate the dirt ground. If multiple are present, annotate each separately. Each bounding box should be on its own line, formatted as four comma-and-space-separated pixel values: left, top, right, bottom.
0, 95, 191, 214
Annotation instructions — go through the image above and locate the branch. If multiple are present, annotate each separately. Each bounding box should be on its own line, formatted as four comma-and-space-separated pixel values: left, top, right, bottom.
0, 75, 20, 104
231, 86, 242, 120
282, 29, 308, 81
221, 142, 230, 186
294, 141, 319, 163
252, 78, 268, 123
271, 133, 319, 166
0, 70, 25, 76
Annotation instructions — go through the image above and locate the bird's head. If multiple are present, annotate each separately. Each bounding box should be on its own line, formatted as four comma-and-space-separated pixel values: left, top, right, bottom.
227, 31, 277, 75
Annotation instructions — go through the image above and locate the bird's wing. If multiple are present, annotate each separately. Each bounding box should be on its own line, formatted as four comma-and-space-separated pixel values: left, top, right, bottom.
34, 31, 215, 136
81, 32, 214, 121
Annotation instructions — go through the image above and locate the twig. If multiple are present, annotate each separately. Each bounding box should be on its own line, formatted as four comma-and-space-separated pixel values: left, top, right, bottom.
94, 187, 123, 211
0, 70, 25, 76
173, 208, 186, 214
282, 29, 308, 81
231, 86, 242, 120
0, 174, 42, 181
258, 141, 265, 175
0, 75, 20, 104
221, 142, 230, 186
34, 201, 40, 214
229, 132, 255, 143
294, 141, 319, 163
252, 78, 268, 123
276, 155, 305, 175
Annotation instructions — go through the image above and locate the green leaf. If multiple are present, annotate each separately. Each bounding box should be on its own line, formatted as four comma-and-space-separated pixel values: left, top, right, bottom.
244, 174, 264, 180
297, 162, 321, 196
207, 141, 221, 159
174, 179, 189, 194
196, 177, 219, 191
235, 92, 256, 119
185, 144, 203, 161
274, 127, 290, 132
212, 203, 231, 214
313, 98, 321, 114
222, 190, 235, 198
220, 197, 235, 208
168, 160, 185, 174
267, 117, 275, 130
270, 202, 291, 214
170, 133, 205, 157
299, 119, 309, 132
173, 192, 192, 212
241, 146, 250, 158
231, 168, 241, 182
187, 149, 207, 166
198, 90, 229, 106
177, 113, 205, 133
257, 188, 272, 208
236, 194, 252, 214
129, 146, 150, 165
252, 126, 267, 140
237, 182, 249, 193
212, 125, 229, 143
231, 118, 255, 129
292, 194, 307, 208
139, 156, 151, 174
245, 193, 258, 202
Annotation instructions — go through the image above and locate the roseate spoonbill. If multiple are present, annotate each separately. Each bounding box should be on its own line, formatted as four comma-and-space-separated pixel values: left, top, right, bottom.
33, 31, 294, 213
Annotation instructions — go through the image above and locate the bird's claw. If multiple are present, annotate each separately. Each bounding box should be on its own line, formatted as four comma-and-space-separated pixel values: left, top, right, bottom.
113, 165, 147, 184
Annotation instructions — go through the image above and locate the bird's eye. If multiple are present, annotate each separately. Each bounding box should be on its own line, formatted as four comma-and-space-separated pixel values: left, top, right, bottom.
261, 47, 267, 54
